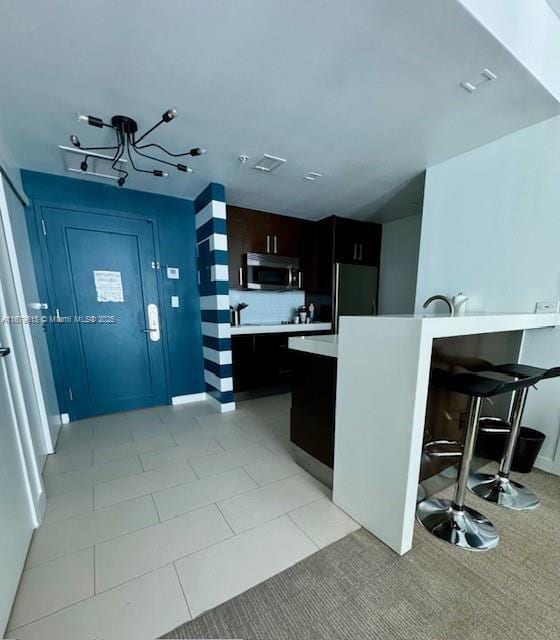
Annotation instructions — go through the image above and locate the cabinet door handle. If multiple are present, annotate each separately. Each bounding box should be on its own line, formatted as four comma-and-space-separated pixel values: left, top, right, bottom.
298, 271, 302, 289
358, 244, 363, 261
239, 266, 244, 287
273, 235, 278, 254
353, 243, 357, 260
266, 235, 271, 253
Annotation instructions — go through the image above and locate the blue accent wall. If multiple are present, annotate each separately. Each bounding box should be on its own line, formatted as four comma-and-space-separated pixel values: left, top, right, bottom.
21, 170, 205, 411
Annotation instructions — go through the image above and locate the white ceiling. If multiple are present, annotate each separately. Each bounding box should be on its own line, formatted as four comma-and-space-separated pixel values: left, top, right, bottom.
0, 0, 558, 221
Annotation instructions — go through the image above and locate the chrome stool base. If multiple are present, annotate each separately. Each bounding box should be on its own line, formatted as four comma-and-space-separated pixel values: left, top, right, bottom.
416, 498, 500, 552
468, 472, 540, 511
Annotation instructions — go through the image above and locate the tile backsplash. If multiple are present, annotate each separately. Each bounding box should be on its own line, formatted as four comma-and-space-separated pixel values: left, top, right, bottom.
229, 290, 305, 324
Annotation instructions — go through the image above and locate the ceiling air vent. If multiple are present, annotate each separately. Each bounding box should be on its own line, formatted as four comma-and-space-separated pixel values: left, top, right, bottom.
59, 145, 127, 181
253, 154, 287, 173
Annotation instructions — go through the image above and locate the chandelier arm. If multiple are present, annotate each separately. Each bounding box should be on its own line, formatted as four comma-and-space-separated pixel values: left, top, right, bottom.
133, 142, 193, 158
126, 135, 158, 174
133, 118, 165, 146
110, 133, 127, 178
132, 146, 182, 169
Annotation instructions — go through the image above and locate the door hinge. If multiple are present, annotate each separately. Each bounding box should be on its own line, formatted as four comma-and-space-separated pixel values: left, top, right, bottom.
68, 387, 74, 401
151, 261, 160, 269
41, 218, 47, 236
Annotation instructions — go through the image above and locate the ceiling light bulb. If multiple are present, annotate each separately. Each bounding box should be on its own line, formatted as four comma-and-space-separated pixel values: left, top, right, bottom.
190, 147, 206, 156
76, 113, 89, 124
153, 169, 168, 177
162, 109, 177, 123
70, 134, 81, 147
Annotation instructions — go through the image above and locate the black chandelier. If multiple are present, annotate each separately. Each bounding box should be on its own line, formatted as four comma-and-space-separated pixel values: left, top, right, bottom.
69, 109, 205, 187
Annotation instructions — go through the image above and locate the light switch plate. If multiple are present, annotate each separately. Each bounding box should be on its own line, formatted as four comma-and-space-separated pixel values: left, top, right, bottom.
171, 296, 180, 308
535, 300, 559, 313
167, 267, 180, 280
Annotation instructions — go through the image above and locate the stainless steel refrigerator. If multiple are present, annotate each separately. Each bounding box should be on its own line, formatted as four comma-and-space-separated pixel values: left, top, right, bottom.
334, 263, 379, 332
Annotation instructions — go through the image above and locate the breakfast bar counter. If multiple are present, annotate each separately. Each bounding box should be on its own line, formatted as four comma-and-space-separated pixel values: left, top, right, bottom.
331, 312, 560, 555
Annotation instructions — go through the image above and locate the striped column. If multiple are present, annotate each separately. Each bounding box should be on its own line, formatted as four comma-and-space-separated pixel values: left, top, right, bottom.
195, 183, 235, 412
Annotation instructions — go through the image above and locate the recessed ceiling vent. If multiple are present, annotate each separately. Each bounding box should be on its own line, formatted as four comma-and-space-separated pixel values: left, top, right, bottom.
254, 154, 287, 173
59, 145, 127, 181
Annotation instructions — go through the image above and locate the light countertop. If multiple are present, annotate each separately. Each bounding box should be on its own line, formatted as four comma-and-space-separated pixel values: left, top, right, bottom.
359, 312, 560, 339
288, 334, 338, 358
230, 322, 332, 336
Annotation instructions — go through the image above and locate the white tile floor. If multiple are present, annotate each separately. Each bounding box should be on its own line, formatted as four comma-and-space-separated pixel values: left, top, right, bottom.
8, 394, 359, 639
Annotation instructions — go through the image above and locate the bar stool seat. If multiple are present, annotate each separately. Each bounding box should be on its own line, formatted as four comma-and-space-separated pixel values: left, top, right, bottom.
417, 368, 542, 552
467, 363, 559, 511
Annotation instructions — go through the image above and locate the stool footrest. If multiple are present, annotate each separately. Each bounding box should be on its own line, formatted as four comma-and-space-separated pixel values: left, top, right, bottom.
424, 439, 463, 458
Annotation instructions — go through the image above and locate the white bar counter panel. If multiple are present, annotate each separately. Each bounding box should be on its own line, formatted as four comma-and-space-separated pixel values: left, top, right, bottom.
332, 313, 560, 556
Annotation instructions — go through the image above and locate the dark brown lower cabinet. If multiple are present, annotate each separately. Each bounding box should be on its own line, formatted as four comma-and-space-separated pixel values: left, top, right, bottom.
290, 351, 337, 468
232, 331, 330, 394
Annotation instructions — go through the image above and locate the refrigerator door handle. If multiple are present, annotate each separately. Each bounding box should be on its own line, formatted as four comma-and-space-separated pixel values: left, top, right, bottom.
333, 262, 341, 333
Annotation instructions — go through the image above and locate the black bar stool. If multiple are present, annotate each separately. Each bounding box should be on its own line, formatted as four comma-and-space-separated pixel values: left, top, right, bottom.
417, 368, 542, 552
468, 363, 560, 510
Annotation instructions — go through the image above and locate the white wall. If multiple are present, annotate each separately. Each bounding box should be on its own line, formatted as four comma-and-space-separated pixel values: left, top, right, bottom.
378, 214, 422, 315
460, 0, 560, 101
416, 115, 560, 470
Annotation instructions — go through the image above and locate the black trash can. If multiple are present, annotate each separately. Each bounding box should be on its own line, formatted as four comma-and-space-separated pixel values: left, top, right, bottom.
475, 422, 546, 473
512, 427, 546, 473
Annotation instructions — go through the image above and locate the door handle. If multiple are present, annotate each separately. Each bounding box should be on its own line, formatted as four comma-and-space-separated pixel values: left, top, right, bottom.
266, 235, 271, 253
353, 243, 357, 260
0, 347, 11, 358
239, 266, 244, 287
273, 235, 278, 254
298, 272, 302, 289
146, 303, 160, 342
358, 244, 363, 261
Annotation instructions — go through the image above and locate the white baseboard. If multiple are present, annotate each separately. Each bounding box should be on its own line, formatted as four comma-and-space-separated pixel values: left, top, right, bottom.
206, 394, 236, 413
60, 413, 70, 424
171, 392, 207, 406
535, 454, 559, 476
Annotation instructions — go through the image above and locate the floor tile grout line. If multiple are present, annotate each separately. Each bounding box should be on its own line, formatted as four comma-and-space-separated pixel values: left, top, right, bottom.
93, 523, 237, 597
151, 493, 162, 523
214, 501, 237, 537
172, 561, 193, 622
286, 512, 321, 550
221, 494, 329, 538
9, 561, 186, 633
92, 544, 97, 595
32, 488, 319, 597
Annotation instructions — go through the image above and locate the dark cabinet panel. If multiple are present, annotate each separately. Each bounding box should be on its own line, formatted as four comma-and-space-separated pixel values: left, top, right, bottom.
231, 335, 256, 392
334, 217, 381, 266
232, 331, 331, 394
268, 214, 302, 258
290, 351, 337, 468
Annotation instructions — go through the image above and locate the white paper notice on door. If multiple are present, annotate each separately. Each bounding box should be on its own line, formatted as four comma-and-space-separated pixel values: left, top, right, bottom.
94, 270, 124, 303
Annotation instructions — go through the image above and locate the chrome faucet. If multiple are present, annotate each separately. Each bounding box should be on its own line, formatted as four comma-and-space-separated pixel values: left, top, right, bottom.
423, 295, 454, 316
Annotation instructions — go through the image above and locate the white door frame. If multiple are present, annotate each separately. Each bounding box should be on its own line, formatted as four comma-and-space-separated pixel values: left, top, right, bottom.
0, 178, 47, 523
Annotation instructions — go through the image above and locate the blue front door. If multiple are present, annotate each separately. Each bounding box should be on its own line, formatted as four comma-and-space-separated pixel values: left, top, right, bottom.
43, 207, 168, 419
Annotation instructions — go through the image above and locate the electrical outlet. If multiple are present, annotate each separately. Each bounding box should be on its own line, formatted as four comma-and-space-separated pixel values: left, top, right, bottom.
535, 301, 559, 313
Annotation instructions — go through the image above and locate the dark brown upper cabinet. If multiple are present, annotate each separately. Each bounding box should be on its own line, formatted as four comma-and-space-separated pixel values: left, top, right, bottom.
333, 217, 381, 266
226, 205, 305, 288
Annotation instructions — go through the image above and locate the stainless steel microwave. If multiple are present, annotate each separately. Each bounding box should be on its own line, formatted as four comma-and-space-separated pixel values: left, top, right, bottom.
241, 252, 302, 291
